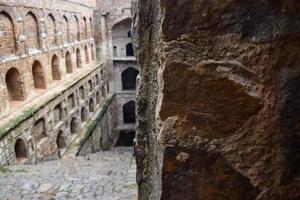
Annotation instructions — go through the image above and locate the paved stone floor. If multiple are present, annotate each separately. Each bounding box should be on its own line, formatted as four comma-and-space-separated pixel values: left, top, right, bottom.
0, 147, 137, 200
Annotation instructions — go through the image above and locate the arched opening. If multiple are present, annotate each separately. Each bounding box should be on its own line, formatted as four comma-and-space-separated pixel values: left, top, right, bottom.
89, 98, 95, 112
53, 103, 63, 125
81, 107, 88, 122
113, 46, 117, 57
51, 55, 61, 80
25, 12, 39, 49
83, 17, 88, 39
74, 15, 80, 41
84, 46, 89, 64
128, 31, 131, 38
32, 61, 46, 89
76, 48, 82, 68
102, 85, 106, 97
47, 14, 56, 47
88, 80, 93, 92
126, 43, 134, 56
96, 91, 101, 105
15, 139, 27, 162
56, 131, 66, 149
112, 18, 132, 57
68, 93, 75, 108
5, 68, 25, 101
65, 51, 73, 73
122, 67, 139, 90
89, 17, 93, 38
0, 11, 16, 57
107, 81, 110, 93
123, 101, 136, 124
32, 118, 47, 142
62, 15, 70, 43
116, 131, 135, 146
95, 74, 99, 85
91, 44, 95, 60
70, 117, 79, 134
79, 86, 85, 100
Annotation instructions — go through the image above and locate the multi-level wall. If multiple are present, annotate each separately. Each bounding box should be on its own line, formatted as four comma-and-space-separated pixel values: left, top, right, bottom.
98, 0, 139, 145
0, 0, 137, 165
0, 0, 97, 117
0, 0, 115, 165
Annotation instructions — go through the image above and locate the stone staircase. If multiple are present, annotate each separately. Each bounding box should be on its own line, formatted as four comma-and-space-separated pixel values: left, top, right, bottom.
0, 147, 137, 200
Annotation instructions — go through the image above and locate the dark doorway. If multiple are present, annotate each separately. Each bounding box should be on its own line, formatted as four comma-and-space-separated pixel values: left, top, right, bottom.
123, 101, 136, 123
126, 43, 134, 56
89, 98, 95, 112
76, 48, 82, 68
32, 61, 46, 89
116, 131, 135, 146
122, 67, 139, 90
65, 51, 73, 73
70, 117, 79, 134
32, 118, 47, 142
5, 68, 25, 101
85, 45, 89, 64
15, 139, 27, 161
51, 55, 61, 80
56, 131, 66, 149
81, 107, 88, 122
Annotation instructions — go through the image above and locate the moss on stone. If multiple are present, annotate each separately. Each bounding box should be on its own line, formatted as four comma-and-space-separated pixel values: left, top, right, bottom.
63, 94, 115, 157
0, 63, 104, 140
0, 166, 11, 173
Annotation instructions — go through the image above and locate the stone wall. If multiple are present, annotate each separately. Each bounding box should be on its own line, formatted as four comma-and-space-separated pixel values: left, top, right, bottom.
0, 0, 96, 117
133, 0, 300, 200
78, 94, 118, 156
0, 64, 107, 165
98, 0, 139, 140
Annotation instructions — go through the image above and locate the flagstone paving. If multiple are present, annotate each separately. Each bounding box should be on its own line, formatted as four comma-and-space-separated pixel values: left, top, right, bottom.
0, 147, 137, 200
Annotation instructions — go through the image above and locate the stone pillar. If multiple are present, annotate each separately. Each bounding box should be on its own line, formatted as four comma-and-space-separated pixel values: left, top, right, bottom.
100, 12, 108, 62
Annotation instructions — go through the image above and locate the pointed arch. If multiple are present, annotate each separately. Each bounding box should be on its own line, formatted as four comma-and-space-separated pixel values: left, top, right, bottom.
74, 15, 80, 41
15, 139, 27, 161
32, 118, 47, 142
126, 43, 134, 56
51, 54, 61, 80
32, 61, 46, 89
112, 18, 132, 57
89, 17, 93, 38
84, 45, 89, 64
0, 11, 16, 57
65, 51, 73, 73
6, 68, 25, 101
83, 16, 87, 39
123, 101, 136, 124
56, 131, 66, 149
91, 43, 95, 60
76, 48, 82, 68
62, 15, 70, 43
96, 91, 101, 105
81, 107, 88, 122
89, 98, 95, 112
122, 67, 139, 90
25, 12, 39, 49
70, 117, 79, 134
47, 14, 56, 47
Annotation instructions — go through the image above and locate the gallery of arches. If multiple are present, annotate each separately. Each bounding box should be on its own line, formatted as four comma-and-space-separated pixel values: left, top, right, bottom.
0, 0, 140, 199
1, 0, 297, 200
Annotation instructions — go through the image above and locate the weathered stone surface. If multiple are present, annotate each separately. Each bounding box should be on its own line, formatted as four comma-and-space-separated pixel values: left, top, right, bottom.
133, 0, 300, 199
0, 148, 137, 200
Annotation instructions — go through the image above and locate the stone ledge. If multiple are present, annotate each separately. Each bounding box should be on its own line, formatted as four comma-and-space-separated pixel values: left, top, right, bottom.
112, 57, 137, 62
62, 93, 116, 158
0, 62, 105, 139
